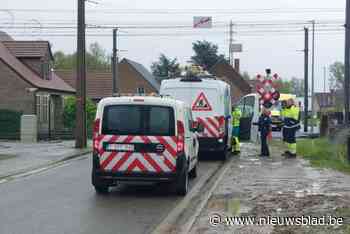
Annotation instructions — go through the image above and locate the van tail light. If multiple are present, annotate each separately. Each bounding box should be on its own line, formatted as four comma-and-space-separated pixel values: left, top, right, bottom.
92, 118, 100, 151
218, 116, 225, 137
177, 120, 185, 154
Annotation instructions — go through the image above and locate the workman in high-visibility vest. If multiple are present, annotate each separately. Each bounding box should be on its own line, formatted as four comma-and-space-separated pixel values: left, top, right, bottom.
232, 106, 242, 154
281, 98, 300, 158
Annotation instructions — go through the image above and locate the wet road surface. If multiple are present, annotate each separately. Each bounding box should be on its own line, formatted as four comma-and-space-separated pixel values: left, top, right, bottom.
0, 154, 221, 234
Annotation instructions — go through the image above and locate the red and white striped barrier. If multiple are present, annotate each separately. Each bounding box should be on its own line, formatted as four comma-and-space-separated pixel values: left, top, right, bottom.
196, 116, 225, 138
94, 135, 178, 173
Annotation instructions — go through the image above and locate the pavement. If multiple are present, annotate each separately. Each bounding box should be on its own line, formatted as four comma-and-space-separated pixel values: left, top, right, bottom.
190, 143, 350, 234
0, 153, 221, 234
0, 140, 92, 179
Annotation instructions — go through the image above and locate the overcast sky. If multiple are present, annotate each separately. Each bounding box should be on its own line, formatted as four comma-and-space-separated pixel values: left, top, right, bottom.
1, 0, 347, 92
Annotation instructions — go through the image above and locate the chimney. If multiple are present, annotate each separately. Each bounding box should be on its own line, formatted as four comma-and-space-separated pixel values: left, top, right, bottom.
234, 59, 240, 73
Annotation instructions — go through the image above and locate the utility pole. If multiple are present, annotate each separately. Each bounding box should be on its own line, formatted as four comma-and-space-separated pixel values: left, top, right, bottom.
75, 0, 87, 148
112, 28, 119, 95
311, 20, 316, 134
229, 21, 233, 66
323, 66, 327, 93
304, 27, 309, 133
344, 0, 350, 162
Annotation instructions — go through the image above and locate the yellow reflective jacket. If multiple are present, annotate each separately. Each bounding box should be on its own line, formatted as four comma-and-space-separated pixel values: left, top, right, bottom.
232, 109, 242, 127
281, 106, 300, 127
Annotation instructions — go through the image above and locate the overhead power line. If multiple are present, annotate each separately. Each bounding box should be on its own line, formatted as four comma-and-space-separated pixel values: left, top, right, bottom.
1, 8, 345, 14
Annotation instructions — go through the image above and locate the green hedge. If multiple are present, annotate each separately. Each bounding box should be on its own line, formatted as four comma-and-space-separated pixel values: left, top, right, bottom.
63, 96, 97, 139
0, 109, 22, 139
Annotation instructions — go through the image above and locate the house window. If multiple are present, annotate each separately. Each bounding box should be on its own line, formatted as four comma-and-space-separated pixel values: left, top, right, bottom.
36, 94, 50, 123
137, 87, 145, 95
41, 62, 51, 80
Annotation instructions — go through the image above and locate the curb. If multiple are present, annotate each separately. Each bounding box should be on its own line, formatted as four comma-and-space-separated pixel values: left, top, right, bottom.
180, 156, 233, 234
0, 149, 92, 182
152, 154, 234, 234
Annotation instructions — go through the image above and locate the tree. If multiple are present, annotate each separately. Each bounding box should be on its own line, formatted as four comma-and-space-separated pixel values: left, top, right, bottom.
242, 71, 251, 81
191, 40, 227, 70
151, 54, 181, 81
275, 79, 293, 93
53, 42, 111, 70
290, 77, 304, 97
329, 62, 344, 90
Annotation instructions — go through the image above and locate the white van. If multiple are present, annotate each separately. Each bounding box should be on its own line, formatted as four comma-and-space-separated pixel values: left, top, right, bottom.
160, 77, 232, 159
91, 96, 201, 196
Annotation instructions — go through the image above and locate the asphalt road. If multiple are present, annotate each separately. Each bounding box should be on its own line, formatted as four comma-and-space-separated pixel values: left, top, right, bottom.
0, 154, 221, 234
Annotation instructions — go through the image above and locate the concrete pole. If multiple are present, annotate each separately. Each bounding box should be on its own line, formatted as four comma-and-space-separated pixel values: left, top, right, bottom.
112, 28, 119, 95
344, 0, 350, 162
311, 20, 315, 134
304, 27, 309, 133
229, 21, 233, 66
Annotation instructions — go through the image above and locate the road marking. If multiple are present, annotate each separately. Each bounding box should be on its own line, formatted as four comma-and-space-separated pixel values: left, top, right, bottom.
0, 155, 89, 185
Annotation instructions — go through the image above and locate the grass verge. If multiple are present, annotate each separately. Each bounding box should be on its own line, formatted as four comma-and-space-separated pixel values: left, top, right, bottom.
297, 138, 350, 174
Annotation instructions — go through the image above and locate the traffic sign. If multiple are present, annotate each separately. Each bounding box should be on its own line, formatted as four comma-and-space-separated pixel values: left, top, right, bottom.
192, 92, 212, 111
193, 16, 212, 28
231, 44, 243, 52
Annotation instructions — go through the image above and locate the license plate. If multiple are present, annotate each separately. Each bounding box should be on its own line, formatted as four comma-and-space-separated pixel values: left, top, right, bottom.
107, 144, 134, 152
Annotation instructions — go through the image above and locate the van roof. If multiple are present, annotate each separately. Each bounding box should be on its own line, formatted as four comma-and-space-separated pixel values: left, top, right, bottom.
161, 77, 229, 88
99, 96, 187, 108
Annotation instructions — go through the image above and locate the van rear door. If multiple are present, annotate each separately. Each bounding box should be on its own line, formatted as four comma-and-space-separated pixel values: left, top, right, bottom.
97, 105, 178, 174
191, 87, 224, 139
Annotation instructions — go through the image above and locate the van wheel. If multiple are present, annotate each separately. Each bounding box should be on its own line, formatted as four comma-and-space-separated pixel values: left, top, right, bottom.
94, 185, 109, 194
220, 148, 228, 161
189, 164, 197, 178
92, 172, 109, 194
176, 164, 189, 196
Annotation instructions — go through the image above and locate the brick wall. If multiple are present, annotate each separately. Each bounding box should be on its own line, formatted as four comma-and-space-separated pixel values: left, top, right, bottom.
217, 76, 244, 104
20, 58, 42, 76
19, 53, 50, 79
0, 60, 35, 114
119, 62, 158, 94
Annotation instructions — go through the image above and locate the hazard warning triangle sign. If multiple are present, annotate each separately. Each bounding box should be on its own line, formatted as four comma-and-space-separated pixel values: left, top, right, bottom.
192, 92, 212, 111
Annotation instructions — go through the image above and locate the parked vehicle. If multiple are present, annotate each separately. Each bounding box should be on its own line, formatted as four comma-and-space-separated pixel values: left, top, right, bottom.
160, 76, 232, 160
91, 95, 202, 196
270, 94, 297, 131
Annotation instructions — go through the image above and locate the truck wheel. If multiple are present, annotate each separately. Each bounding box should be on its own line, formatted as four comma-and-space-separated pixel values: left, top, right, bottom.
189, 164, 197, 178
176, 163, 189, 196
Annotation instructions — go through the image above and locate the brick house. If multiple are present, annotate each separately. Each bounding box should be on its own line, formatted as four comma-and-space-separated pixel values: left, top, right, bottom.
314, 91, 337, 112
57, 58, 159, 103
210, 59, 251, 103
0, 35, 75, 139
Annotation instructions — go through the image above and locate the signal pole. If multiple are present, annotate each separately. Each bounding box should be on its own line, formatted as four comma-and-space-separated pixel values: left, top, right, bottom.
75, 0, 87, 148
304, 27, 309, 133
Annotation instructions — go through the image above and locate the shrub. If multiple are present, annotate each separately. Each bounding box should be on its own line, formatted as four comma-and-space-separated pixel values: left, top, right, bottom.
0, 109, 22, 139
63, 96, 97, 138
